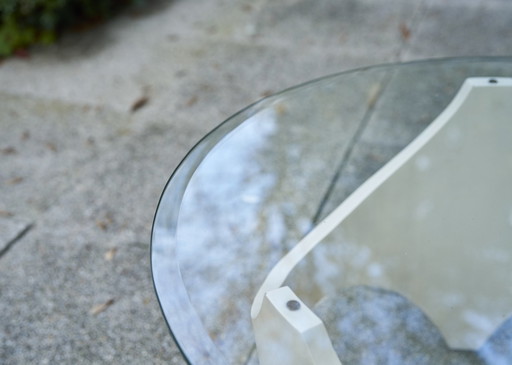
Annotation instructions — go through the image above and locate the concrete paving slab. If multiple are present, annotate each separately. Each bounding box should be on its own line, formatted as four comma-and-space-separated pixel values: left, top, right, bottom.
0, 1, 398, 137
403, 1, 512, 60
0, 233, 183, 364
0, 121, 198, 364
0, 0, 266, 112
254, 0, 422, 54
0, 92, 134, 218
136, 37, 396, 135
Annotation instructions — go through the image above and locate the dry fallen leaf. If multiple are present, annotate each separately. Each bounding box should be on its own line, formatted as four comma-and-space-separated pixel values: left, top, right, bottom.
104, 247, 117, 261
97, 221, 108, 230
46, 142, 58, 152
96, 213, 114, 231
400, 23, 411, 41
21, 131, 30, 141
1, 147, 17, 155
90, 298, 115, 315
260, 90, 274, 98
7, 177, 23, 185
131, 96, 149, 113
186, 95, 198, 107
0, 210, 14, 217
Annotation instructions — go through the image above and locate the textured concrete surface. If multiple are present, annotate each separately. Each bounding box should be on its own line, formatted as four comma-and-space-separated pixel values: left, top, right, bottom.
1, 0, 512, 364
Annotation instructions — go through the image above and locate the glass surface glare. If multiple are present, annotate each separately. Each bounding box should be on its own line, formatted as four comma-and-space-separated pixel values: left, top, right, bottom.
151, 58, 512, 365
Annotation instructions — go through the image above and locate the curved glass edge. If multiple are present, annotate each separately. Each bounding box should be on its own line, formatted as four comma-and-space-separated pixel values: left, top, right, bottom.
151, 95, 279, 365
150, 56, 512, 365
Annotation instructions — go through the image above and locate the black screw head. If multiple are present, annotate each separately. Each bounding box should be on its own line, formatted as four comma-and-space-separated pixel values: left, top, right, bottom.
286, 300, 301, 311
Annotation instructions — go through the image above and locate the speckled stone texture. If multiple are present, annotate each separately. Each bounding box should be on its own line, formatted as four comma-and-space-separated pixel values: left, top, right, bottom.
314, 286, 487, 365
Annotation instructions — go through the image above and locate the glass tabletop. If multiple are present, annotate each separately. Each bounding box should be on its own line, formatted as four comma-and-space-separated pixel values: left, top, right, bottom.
151, 57, 512, 365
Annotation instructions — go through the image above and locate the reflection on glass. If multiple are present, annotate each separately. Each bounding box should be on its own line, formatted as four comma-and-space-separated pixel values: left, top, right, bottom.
152, 58, 512, 365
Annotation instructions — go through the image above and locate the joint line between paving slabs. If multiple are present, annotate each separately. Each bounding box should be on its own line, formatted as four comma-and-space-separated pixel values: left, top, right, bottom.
0, 223, 34, 258
242, 344, 256, 365
311, 70, 396, 226
397, 0, 429, 61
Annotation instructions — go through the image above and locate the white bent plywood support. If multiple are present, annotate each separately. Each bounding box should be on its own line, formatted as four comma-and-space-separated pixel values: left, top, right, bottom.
253, 287, 342, 365
252, 78, 512, 363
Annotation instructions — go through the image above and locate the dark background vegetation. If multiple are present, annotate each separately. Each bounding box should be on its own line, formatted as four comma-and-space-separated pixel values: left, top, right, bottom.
0, 0, 146, 56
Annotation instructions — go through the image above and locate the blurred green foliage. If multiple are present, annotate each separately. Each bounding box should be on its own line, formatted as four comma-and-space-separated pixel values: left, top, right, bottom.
0, 0, 145, 56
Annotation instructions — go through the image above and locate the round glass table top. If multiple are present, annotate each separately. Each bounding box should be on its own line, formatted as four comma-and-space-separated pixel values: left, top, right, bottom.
151, 58, 512, 365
